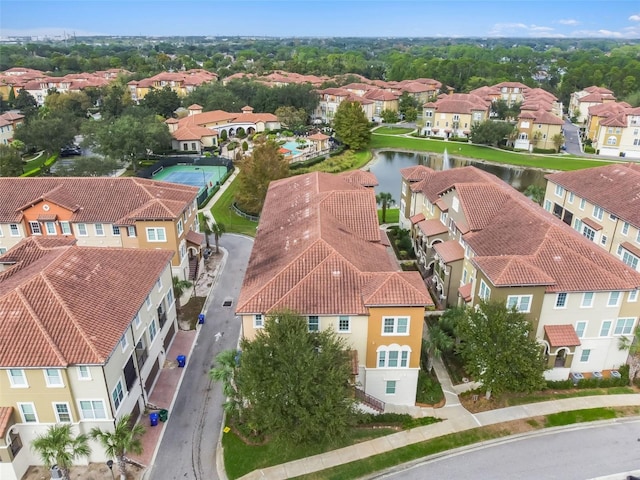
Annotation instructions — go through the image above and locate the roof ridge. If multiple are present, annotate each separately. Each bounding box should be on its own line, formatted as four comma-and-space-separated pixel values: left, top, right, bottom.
15, 285, 68, 366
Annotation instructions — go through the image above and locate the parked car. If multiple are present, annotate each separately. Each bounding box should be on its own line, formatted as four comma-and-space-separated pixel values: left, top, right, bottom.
60, 145, 82, 157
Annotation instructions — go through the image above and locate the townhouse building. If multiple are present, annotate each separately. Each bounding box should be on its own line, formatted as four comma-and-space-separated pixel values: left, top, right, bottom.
585, 101, 631, 142
236, 171, 434, 407
314, 87, 375, 123
0, 178, 203, 280
514, 108, 564, 151
127, 69, 218, 102
544, 163, 640, 272
422, 93, 490, 139
0, 237, 178, 480
0, 112, 24, 146
400, 165, 640, 381
569, 86, 616, 124
589, 106, 640, 159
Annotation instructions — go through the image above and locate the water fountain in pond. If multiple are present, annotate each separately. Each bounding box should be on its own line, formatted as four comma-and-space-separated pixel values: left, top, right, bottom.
442, 148, 451, 170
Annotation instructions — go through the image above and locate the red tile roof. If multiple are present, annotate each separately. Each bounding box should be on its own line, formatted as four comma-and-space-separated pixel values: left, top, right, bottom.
581, 217, 603, 231
410, 213, 425, 225
237, 172, 433, 315
418, 219, 448, 236
0, 407, 13, 437
186, 230, 204, 245
339, 170, 379, 188
458, 283, 473, 302
434, 240, 464, 263
544, 325, 581, 347
0, 238, 173, 368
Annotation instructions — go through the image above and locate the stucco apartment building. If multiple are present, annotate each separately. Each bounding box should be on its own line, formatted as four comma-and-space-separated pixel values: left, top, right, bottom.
127, 69, 218, 102
544, 163, 640, 272
0, 112, 23, 146
569, 85, 616, 124
422, 93, 490, 139
0, 178, 203, 281
236, 171, 434, 407
400, 165, 640, 381
0, 237, 178, 480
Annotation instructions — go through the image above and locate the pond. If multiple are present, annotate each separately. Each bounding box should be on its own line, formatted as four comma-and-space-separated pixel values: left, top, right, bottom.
367, 150, 553, 204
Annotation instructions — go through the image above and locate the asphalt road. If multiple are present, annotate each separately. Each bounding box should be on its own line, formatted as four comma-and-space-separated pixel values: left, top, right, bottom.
563, 119, 583, 156
150, 234, 253, 480
376, 419, 640, 480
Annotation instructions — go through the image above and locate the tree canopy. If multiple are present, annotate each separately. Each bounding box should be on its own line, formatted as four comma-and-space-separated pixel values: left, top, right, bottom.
139, 85, 181, 118
455, 301, 547, 398
333, 100, 370, 151
0, 144, 24, 176
470, 120, 517, 147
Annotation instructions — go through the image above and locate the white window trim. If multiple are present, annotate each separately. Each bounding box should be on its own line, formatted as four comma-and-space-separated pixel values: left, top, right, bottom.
607, 291, 621, 307
629, 290, 638, 303
385, 380, 397, 395
45, 222, 57, 235
134, 312, 141, 328
581, 292, 594, 308
7, 369, 28, 388
308, 315, 320, 332
148, 318, 158, 344
9, 223, 20, 237
128, 226, 136, 238
112, 379, 125, 412
17, 402, 38, 423
253, 314, 264, 329
506, 295, 532, 313
381, 316, 410, 336
44, 368, 64, 388
579, 348, 591, 362
377, 345, 411, 368
29, 221, 41, 235
77, 366, 91, 381
94, 223, 105, 236
614, 318, 636, 336
53, 402, 72, 423
554, 292, 568, 309
78, 399, 107, 420
120, 334, 128, 352
146, 227, 167, 243
479, 279, 491, 301
76, 223, 88, 237
60, 221, 71, 235
338, 316, 351, 333
575, 321, 587, 338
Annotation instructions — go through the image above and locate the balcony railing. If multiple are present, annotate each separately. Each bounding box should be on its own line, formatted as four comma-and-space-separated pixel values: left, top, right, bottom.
355, 387, 385, 413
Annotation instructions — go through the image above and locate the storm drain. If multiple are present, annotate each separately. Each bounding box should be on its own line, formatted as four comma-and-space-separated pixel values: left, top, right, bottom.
222, 298, 233, 307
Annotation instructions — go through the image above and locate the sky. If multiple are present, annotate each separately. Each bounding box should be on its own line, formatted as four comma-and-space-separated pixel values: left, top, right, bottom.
1, 0, 640, 39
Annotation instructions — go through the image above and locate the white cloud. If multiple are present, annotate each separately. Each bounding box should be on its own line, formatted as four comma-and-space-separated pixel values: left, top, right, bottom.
629, 14, 640, 21
489, 23, 557, 37
571, 29, 624, 38
558, 19, 580, 26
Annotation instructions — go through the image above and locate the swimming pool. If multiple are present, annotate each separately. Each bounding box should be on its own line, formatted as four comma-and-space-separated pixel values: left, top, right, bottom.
281, 141, 305, 156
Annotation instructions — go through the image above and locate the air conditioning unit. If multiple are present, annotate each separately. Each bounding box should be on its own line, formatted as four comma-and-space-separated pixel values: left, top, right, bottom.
610, 370, 622, 379
592, 371, 603, 379
570, 372, 584, 385
50, 465, 63, 479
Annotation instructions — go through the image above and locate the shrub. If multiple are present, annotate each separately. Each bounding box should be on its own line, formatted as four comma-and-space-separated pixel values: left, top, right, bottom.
532, 148, 557, 154
329, 145, 346, 157
220, 130, 228, 141
242, 141, 249, 152
584, 146, 596, 154
416, 370, 444, 405
236, 127, 246, 138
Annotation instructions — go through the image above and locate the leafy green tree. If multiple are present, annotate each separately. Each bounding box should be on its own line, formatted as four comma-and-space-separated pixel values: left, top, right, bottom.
31, 424, 91, 480
82, 113, 172, 172
101, 84, 133, 119
89, 414, 145, 480
0, 144, 24, 176
376, 192, 395, 224
404, 107, 418, 122
524, 185, 545, 205
552, 133, 564, 152
14, 89, 38, 121
236, 310, 356, 444
469, 120, 516, 147
139, 86, 181, 118
456, 301, 547, 399
209, 349, 243, 415
14, 113, 76, 155
275, 105, 308, 131
380, 109, 399, 123
51, 156, 123, 177
44, 91, 92, 120
333, 100, 370, 151
235, 139, 289, 216
618, 325, 640, 381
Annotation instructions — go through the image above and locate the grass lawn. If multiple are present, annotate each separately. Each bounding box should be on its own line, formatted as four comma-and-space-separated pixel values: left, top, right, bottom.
373, 126, 415, 135
293, 406, 640, 480
210, 176, 258, 237
368, 134, 618, 171
378, 208, 399, 224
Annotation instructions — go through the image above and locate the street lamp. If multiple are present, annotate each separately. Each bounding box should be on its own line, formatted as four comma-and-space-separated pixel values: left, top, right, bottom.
194, 167, 207, 193
106, 460, 114, 479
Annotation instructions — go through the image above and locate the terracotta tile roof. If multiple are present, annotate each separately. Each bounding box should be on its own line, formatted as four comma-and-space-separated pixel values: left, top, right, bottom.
0, 178, 198, 224
418, 219, 448, 236
308, 132, 330, 141
0, 238, 173, 368
528, 109, 564, 125
0, 407, 13, 438
37, 213, 58, 221
458, 283, 473, 302
186, 230, 204, 245
599, 113, 627, 127
581, 217, 603, 231
432, 93, 489, 114
339, 170, 379, 188
545, 163, 640, 228
455, 183, 511, 231
401, 165, 434, 183
434, 240, 464, 263
237, 172, 432, 315
544, 325, 581, 347
410, 213, 425, 224
621, 242, 640, 258
172, 125, 217, 141
474, 256, 556, 286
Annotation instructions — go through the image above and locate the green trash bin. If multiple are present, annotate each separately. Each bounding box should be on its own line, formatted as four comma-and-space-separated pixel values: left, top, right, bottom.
159, 409, 168, 422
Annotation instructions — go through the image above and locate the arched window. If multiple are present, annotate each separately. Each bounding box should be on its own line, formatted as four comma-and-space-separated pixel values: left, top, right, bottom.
376, 344, 412, 368
607, 136, 617, 145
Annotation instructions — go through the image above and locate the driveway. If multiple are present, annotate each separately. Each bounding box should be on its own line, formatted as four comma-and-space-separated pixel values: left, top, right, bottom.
563, 119, 582, 155
150, 234, 253, 480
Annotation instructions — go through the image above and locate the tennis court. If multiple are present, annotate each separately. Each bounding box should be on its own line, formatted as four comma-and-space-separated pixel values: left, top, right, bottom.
151, 164, 226, 195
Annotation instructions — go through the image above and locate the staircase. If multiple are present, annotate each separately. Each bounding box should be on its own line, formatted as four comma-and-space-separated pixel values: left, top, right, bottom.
355, 387, 385, 413
189, 257, 199, 281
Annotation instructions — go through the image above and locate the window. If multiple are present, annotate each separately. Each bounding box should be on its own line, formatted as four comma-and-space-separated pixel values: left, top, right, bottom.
76, 223, 88, 236
506, 295, 532, 313
593, 206, 604, 221
575, 321, 587, 338
120, 334, 128, 352
600, 235, 607, 246
95, 223, 104, 236
128, 226, 136, 237
145, 295, 152, 310
629, 290, 638, 303
622, 222, 629, 236
166, 289, 174, 308
608, 291, 621, 307
133, 312, 141, 328
308, 315, 319, 332
146, 227, 166, 242
614, 318, 635, 335
600, 321, 612, 337
606, 136, 617, 145
554, 184, 564, 197
382, 317, 409, 335
45, 222, 56, 235
18, 403, 38, 423
156, 277, 163, 291
621, 250, 639, 270
60, 221, 71, 235
44, 368, 63, 387
377, 346, 411, 368
254, 314, 263, 328
544, 199, 551, 211
112, 380, 124, 410
78, 366, 91, 380
149, 318, 158, 343
581, 292, 594, 308
478, 279, 491, 301
555, 293, 567, 308
582, 225, 596, 242
385, 380, 397, 395
580, 349, 591, 362
112, 225, 120, 236
177, 219, 184, 236
54, 403, 72, 422
0, 247, 5, 255
8, 369, 27, 387
9, 224, 19, 236
579, 198, 586, 210
568, 192, 574, 203
29, 221, 41, 235
79, 400, 107, 420
338, 316, 350, 333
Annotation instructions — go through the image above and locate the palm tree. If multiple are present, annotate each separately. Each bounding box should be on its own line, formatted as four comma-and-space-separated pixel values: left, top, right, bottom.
211, 222, 226, 254
524, 185, 545, 205
172, 275, 193, 310
376, 192, 395, 224
618, 326, 640, 382
209, 349, 243, 417
89, 414, 145, 480
31, 424, 91, 480
200, 215, 213, 249
423, 324, 454, 372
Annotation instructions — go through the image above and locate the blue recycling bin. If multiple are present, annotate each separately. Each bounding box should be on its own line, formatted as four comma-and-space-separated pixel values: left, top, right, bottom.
149, 412, 159, 427
198, 314, 205, 325
177, 355, 186, 367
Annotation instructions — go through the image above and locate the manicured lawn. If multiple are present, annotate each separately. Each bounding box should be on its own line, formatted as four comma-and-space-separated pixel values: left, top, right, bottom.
378, 208, 399, 224
210, 177, 258, 237
368, 134, 618, 171
505, 387, 635, 407
373, 126, 415, 135
545, 407, 618, 427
